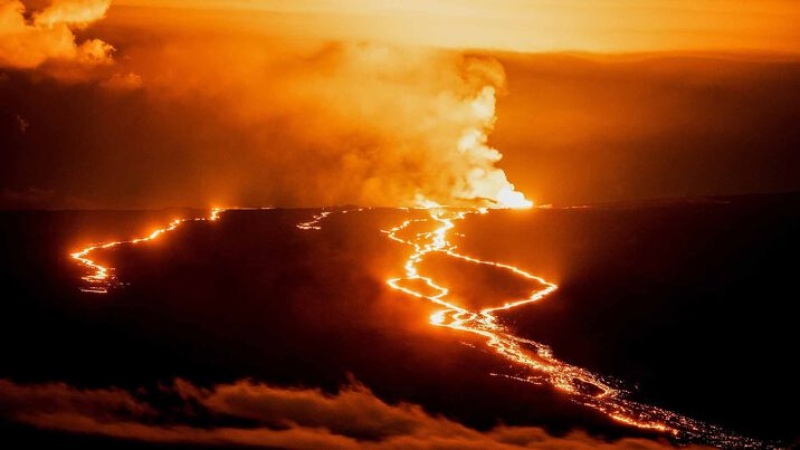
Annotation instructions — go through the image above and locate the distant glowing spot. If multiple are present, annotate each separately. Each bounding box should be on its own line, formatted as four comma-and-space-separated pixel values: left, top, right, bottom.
497, 188, 533, 209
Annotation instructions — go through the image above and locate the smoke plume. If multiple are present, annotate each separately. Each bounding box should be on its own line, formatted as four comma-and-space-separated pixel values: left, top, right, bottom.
126, 39, 530, 208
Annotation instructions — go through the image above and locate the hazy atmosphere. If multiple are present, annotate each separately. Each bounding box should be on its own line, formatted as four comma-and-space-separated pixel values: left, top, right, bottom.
2, 0, 800, 209
2, 2, 798, 449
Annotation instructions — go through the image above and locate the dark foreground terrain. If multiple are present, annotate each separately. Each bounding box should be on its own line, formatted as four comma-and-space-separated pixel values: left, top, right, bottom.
0, 193, 798, 448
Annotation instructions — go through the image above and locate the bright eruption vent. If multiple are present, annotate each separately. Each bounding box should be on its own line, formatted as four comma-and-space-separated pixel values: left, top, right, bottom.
419, 85, 532, 209
0, 0, 115, 69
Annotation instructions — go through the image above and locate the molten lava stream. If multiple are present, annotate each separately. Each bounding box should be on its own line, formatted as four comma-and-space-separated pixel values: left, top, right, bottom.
380, 208, 761, 448
70, 208, 223, 294
70, 204, 760, 448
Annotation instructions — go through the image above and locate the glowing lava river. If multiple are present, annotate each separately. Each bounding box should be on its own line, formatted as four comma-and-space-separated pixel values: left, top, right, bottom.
70, 206, 764, 448
377, 207, 762, 449
70, 208, 223, 294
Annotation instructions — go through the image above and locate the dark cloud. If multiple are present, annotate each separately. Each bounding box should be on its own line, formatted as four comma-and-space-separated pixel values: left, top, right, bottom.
0, 187, 55, 208
0, 186, 95, 209
0, 378, 154, 421
0, 377, 706, 449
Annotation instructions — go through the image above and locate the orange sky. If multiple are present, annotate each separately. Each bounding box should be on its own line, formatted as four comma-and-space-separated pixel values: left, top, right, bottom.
114, 0, 800, 53
4, 0, 800, 209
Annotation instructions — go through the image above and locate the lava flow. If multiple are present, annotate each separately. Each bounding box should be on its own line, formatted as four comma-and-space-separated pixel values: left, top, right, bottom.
296, 211, 332, 231
70, 208, 223, 294
68, 204, 761, 447
377, 208, 762, 449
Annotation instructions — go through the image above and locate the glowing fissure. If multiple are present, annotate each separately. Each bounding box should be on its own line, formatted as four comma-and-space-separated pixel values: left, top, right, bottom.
296, 208, 367, 231
67, 204, 760, 447
70, 208, 223, 294
296, 211, 332, 231
376, 208, 761, 448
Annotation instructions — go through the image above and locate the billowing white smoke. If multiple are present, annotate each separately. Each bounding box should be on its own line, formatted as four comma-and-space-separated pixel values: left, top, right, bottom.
447, 85, 531, 209
130, 40, 534, 209
314, 45, 532, 209
144, 42, 533, 209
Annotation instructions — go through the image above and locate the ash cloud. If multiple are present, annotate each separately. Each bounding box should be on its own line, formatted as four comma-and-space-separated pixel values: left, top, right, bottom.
0, 377, 705, 449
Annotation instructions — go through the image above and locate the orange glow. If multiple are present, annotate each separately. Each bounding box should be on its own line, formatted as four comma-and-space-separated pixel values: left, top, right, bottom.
114, 1, 800, 54
68, 204, 759, 446
374, 208, 757, 446
0, 0, 114, 69
34, 0, 111, 28
70, 208, 223, 294
296, 208, 367, 230
412, 85, 533, 209
296, 211, 332, 231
